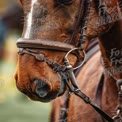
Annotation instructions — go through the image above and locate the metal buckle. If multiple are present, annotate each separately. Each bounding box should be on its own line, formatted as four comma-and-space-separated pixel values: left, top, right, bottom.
63, 48, 86, 90
64, 48, 86, 70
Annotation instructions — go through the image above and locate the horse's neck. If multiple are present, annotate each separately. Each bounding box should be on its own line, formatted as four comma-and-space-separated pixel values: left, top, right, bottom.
98, 20, 122, 98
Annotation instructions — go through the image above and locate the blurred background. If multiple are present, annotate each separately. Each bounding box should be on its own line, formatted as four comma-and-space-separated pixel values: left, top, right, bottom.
0, 0, 51, 122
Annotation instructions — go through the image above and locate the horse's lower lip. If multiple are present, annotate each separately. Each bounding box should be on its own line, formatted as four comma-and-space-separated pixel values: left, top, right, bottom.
36, 92, 60, 102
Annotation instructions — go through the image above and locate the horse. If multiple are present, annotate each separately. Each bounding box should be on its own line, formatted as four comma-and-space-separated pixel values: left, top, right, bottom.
15, 0, 122, 121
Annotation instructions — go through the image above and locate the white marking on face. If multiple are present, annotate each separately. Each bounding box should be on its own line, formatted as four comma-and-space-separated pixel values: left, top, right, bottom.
24, 0, 38, 38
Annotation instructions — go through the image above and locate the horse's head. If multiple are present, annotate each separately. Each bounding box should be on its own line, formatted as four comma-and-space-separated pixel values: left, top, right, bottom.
15, 0, 119, 102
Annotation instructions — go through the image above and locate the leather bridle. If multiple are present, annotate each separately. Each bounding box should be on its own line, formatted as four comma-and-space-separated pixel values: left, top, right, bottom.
16, 0, 122, 122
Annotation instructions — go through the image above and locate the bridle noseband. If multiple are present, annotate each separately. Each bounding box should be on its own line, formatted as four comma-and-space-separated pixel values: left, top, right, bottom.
16, 0, 122, 122
17, 38, 85, 73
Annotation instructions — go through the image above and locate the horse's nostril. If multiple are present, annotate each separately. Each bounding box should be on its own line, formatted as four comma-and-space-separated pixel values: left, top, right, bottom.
33, 79, 50, 98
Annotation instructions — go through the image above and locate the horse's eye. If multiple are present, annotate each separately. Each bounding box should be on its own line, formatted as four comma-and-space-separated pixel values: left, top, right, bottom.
56, 0, 73, 5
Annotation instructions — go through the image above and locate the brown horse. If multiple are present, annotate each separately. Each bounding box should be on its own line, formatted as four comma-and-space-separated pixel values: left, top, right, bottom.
15, 0, 122, 121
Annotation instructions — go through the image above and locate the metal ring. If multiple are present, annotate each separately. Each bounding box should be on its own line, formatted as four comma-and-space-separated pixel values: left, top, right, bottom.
64, 48, 86, 70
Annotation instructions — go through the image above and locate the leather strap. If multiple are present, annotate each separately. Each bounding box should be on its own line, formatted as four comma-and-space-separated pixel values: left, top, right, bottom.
17, 38, 75, 52
68, 0, 86, 45
61, 71, 114, 122
95, 73, 105, 122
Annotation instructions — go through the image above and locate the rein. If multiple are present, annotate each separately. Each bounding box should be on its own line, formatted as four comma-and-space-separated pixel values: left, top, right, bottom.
16, 0, 122, 122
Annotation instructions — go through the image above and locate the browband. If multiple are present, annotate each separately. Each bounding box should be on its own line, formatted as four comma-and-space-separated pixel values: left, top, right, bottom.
17, 38, 75, 52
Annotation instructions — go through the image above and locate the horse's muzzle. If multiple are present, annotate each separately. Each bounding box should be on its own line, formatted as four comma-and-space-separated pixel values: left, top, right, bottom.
32, 79, 51, 98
